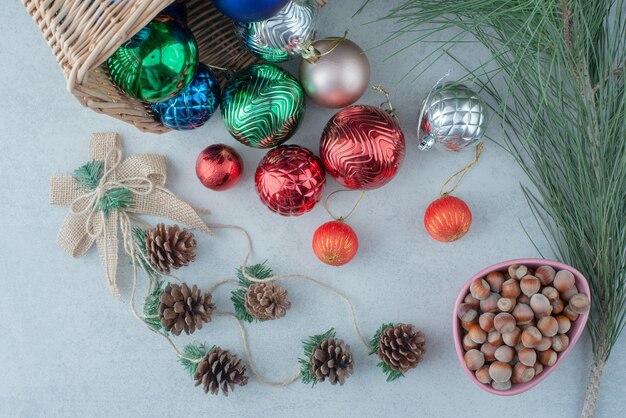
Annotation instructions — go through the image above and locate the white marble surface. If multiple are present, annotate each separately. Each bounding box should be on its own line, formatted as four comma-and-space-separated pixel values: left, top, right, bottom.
1, 1, 624, 417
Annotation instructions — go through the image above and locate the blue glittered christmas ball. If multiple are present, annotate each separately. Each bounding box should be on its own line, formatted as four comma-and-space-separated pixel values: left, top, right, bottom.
151, 64, 221, 130
212, 0, 289, 23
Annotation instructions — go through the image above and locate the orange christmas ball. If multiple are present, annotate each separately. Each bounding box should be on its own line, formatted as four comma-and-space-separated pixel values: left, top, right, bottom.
312, 220, 359, 266
424, 195, 472, 242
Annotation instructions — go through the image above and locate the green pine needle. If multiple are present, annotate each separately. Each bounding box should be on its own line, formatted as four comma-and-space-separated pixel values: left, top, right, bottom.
143, 279, 166, 333
298, 328, 336, 387
179, 343, 215, 377
73, 160, 103, 190
231, 262, 273, 323
99, 188, 133, 217
132, 227, 160, 282
231, 288, 255, 323
368, 323, 405, 382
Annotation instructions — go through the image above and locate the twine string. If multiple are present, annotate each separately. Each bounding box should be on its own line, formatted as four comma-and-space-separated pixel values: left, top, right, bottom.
216, 312, 302, 387
323, 189, 366, 221
439, 141, 485, 197
300, 30, 348, 63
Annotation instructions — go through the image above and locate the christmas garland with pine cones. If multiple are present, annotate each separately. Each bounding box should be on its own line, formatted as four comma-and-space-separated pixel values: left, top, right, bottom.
52, 134, 427, 397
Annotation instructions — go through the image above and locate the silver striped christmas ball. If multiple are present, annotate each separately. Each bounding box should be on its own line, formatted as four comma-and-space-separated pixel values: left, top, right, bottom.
235, 0, 318, 63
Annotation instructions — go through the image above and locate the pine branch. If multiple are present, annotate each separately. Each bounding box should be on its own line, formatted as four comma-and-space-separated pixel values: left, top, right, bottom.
231, 288, 254, 323
180, 343, 214, 377
132, 227, 160, 282
73, 160, 103, 190
143, 279, 166, 333
236, 262, 273, 287
99, 188, 133, 217
298, 328, 336, 387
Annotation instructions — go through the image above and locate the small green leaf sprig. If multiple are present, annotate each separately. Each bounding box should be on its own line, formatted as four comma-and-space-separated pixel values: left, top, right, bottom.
73, 160, 132, 216
180, 343, 215, 376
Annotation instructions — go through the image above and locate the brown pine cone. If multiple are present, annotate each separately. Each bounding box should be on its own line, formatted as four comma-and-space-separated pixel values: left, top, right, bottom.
244, 281, 291, 321
145, 223, 196, 274
377, 323, 426, 372
158, 283, 215, 335
194, 347, 249, 396
311, 337, 354, 385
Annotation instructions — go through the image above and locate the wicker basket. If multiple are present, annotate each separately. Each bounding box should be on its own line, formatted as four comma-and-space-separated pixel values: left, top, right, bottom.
24, 0, 326, 134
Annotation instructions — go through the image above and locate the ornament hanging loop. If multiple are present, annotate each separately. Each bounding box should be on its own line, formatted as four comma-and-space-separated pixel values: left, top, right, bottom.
300, 30, 349, 64
324, 189, 366, 221
440, 141, 484, 197
372, 85, 397, 119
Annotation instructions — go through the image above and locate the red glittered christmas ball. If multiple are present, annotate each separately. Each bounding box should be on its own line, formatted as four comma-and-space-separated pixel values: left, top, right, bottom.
312, 220, 359, 266
424, 195, 472, 242
320, 105, 405, 190
255, 145, 326, 216
196, 144, 243, 191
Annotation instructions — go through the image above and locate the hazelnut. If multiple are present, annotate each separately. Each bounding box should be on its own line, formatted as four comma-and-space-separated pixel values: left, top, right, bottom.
479, 312, 496, 332
554, 270, 575, 292
494, 345, 515, 363
470, 278, 491, 300
497, 297, 517, 312
556, 315, 571, 334
476, 365, 492, 384
463, 334, 479, 350
538, 349, 557, 366
518, 347, 537, 366
485, 271, 505, 293
521, 326, 543, 348
517, 294, 531, 305
461, 319, 476, 331
568, 293, 591, 314
552, 334, 570, 352
501, 279, 521, 298
520, 275, 541, 296
464, 349, 485, 371
563, 305, 580, 321
512, 362, 535, 383
512, 303, 534, 325
541, 286, 560, 303
481, 342, 497, 362
464, 293, 481, 309
480, 293, 500, 313
468, 324, 487, 344
491, 380, 512, 391
494, 313, 517, 334
489, 361, 513, 383
534, 362, 544, 376
537, 316, 559, 337
535, 266, 556, 285
488, 330, 504, 347
508, 264, 528, 279
551, 298, 565, 315
530, 293, 552, 316
560, 285, 579, 302
502, 327, 522, 347
457, 303, 478, 322
535, 336, 553, 352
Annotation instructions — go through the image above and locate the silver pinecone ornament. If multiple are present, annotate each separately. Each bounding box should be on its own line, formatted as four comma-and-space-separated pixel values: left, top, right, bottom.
235, 0, 318, 63
418, 83, 487, 152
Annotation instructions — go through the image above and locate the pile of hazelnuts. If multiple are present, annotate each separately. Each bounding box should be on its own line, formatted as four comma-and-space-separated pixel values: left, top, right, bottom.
458, 264, 590, 391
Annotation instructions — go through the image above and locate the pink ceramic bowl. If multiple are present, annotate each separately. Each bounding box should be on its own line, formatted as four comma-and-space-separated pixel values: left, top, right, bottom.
453, 258, 591, 396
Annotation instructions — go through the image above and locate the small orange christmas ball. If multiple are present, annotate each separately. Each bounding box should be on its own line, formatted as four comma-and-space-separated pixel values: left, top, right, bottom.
423, 195, 472, 242
312, 220, 358, 266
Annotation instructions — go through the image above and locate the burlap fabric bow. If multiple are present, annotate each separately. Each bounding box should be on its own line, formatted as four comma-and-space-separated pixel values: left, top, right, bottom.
50, 132, 211, 297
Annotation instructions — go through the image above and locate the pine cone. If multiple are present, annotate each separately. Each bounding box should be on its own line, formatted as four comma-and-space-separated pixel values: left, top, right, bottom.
244, 281, 291, 321
310, 337, 354, 385
194, 347, 249, 396
377, 323, 426, 372
158, 283, 215, 335
145, 223, 196, 274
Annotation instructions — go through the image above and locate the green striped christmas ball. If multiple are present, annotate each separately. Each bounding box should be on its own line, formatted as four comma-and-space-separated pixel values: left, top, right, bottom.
220, 63, 305, 148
